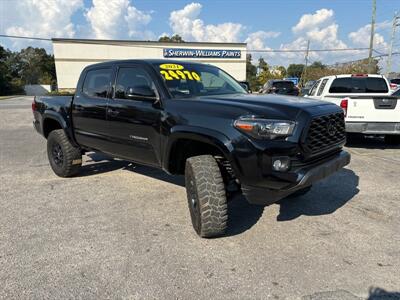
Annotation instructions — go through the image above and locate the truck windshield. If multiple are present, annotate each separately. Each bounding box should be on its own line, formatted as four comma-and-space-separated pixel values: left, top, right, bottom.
153, 62, 247, 98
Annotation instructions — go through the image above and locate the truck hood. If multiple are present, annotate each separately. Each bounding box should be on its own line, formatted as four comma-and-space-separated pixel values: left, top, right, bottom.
196, 93, 339, 119
203, 93, 328, 107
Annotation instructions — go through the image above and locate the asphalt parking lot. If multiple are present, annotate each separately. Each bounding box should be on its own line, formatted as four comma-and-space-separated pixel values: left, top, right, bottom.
0, 96, 399, 300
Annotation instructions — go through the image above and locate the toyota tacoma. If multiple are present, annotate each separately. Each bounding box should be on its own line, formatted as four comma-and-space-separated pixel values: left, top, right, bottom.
32, 59, 350, 237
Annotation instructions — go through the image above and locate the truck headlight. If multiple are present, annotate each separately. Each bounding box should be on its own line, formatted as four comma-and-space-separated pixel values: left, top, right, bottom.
234, 117, 296, 139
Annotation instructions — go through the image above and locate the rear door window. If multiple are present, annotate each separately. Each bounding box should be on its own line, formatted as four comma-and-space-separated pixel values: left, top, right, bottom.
329, 77, 388, 93
309, 80, 320, 96
317, 79, 328, 96
82, 68, 112, 98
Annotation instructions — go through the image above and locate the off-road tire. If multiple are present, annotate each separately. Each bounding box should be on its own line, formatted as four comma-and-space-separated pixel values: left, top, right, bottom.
384, 134, 400, 145
47, 129, 82, 177
185, 155, 228, 238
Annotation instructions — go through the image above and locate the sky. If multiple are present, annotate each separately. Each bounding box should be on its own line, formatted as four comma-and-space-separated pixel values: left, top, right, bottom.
0, 0, 399, 72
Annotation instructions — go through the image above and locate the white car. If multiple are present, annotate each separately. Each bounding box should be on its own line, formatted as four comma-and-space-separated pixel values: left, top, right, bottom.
305, 74, 400, 144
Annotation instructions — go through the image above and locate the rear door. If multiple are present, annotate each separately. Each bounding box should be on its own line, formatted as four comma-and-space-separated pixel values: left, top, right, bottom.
72, 67, 113, 150
104, 64, 163, 166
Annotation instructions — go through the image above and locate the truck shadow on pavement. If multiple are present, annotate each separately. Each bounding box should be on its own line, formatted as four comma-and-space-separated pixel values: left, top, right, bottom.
79, 153, 359, 235
80, 153, 264, 236
346, 135, 400, 150
367, 287, 400, 300
276, 168, 359, 222
79, 155, 130, 176
79, 152, 184, 185
303, 287, 400, 300
225, 194, 265, 236
226, 168, 359, 235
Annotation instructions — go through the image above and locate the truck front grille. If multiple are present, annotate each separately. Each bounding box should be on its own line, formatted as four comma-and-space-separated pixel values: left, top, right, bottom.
304, 112, 346, 154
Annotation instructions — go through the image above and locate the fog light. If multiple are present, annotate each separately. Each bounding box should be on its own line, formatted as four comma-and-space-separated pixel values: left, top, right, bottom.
272, 157, 290, 172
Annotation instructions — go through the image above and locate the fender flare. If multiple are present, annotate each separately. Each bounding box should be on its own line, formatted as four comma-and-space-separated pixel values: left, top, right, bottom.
42, 111, 77, 146
163, 125, 242, 176
42, 110, 68, 131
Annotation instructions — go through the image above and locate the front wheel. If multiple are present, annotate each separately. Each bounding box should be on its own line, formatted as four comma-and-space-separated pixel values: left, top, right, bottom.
185, 155, 228, 238
47, 129, 82, 177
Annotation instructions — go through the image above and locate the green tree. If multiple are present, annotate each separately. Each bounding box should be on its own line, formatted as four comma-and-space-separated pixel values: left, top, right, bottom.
349, 58, 380, 74
258, 57, 269, 72
158, 34, 185, 43
15, 47, 56, 84
246, 54, 258, 91
309, 61, 326, 69
256, 57, 272, 87
0, 45, 12, 95
287, 64, 305, 78
0, 45, 56, 95
276, 66, 287, 78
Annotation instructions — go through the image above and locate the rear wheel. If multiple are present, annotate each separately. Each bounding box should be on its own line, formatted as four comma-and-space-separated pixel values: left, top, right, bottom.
384, 135, 400, 145
47, 129, 82, 177
185, 155, 228, 238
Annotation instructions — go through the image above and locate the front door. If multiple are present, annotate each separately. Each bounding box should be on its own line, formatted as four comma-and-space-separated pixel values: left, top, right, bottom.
72, 67, 112, 151
105, 65, 162, 167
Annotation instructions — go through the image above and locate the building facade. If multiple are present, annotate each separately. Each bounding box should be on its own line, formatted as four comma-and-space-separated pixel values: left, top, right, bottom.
52, 38, 247, 91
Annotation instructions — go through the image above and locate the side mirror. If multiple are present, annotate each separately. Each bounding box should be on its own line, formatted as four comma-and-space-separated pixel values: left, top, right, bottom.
126, 86, 157, 101
239, 81, 251, 93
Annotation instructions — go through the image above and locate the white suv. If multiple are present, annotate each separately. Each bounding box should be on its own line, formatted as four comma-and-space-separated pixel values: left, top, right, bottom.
305, 74, 400, 144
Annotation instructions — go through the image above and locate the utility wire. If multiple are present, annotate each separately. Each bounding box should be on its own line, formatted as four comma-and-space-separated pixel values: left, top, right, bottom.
248, 48, 370, 53
0, 33, 371, 53
0, 34, 51, 41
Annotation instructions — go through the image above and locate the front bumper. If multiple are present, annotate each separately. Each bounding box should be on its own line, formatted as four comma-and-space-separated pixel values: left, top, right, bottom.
346, 122, 400, 135
241, 150, 351, 205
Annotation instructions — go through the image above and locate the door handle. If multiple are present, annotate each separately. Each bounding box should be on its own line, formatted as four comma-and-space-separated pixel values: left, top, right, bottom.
107, 108, 120, 117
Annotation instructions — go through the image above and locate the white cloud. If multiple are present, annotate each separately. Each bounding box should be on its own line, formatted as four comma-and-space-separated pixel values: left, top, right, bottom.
306, 23, 347, 49
246, 9, 346, 66
245, 31, 281, 60
245, 31, 280, 49
348, 22, 389, 50
3, 0, 83, 49
85, 0, 154, 40
291, 8, 346, 50
86, 0, 127, 39
292, 9, 334, 33
125, 5, 152, 38
274, 9, 351, 65
169, 2, 244, 42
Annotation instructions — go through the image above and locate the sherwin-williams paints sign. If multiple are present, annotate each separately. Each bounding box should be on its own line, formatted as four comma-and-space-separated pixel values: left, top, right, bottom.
163, 48, 241, 58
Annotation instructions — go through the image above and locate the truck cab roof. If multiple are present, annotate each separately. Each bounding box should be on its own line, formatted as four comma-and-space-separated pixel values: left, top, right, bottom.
318, 74, 385, 81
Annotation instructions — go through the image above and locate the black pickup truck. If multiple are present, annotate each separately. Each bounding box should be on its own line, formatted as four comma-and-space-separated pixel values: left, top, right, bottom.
33, 59, 350, 237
